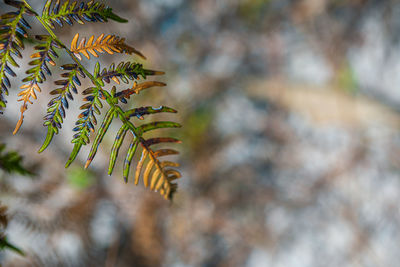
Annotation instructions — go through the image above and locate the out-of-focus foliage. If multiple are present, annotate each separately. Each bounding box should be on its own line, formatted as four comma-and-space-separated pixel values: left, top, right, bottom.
66, 166, 94, 190
0, 144, 29, 259
0, 144, 31, 176
0, 204, 24, 257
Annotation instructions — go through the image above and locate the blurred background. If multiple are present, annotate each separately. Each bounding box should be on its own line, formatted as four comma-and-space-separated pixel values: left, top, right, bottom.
1, 0, 400, 266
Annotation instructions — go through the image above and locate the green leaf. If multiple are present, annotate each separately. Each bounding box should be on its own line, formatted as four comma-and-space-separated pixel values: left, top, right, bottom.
124, 106, 177, 119
38, 127, 55, 153
85, 108, 115, 169
123, 140, 138, 183
139, 121, 182, 134
108, 124, 129, 175
66, 143, 83, 168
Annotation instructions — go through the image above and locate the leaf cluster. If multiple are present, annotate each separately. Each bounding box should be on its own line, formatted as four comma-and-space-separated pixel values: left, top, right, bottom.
0, 0, 182, 200
0, 2, 32, 111
0, 144, 30, 256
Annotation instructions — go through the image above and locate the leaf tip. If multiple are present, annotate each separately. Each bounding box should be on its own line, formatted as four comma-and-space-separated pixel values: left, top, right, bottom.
84, 161, 90, 169
13, 116, 24, 135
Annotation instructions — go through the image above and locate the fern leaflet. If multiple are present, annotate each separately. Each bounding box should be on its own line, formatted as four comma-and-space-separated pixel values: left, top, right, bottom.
14, 35, 59, 134
71, 33, 145, 60
0, 0, 183, 200
0, 4, 31, 111
41, 0, 127, 29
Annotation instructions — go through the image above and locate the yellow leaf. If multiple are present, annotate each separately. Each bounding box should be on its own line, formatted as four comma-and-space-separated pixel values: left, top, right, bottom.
71, 33, 79, 50
70, 33, 146, 60
135, 150, 148, 185
143, 160, 154, 188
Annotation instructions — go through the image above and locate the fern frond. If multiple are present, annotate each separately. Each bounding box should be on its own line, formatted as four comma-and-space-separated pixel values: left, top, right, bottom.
65, 64, 107, 166
70, 33, 145, 60
41, 0, 127, 29
65, 61, 152, 167
0, 5, 31, 111
72, 86, 104, 137
39, 64, 85, 152
14, 81, 40, 134
97, 61, 164, 86
0, 0, 183, 200
137, 121, 181, 134
133, 120, 182, 199
83, 108, 179, 171
84, 108, 115, 168
125, 106, 177, 120
14, 35, 60, 134
136, 140, 181, 194
117, 128, 182, 200
81, 103, 181, 199
113, 81, 166, 104
134, 144, 181, 200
